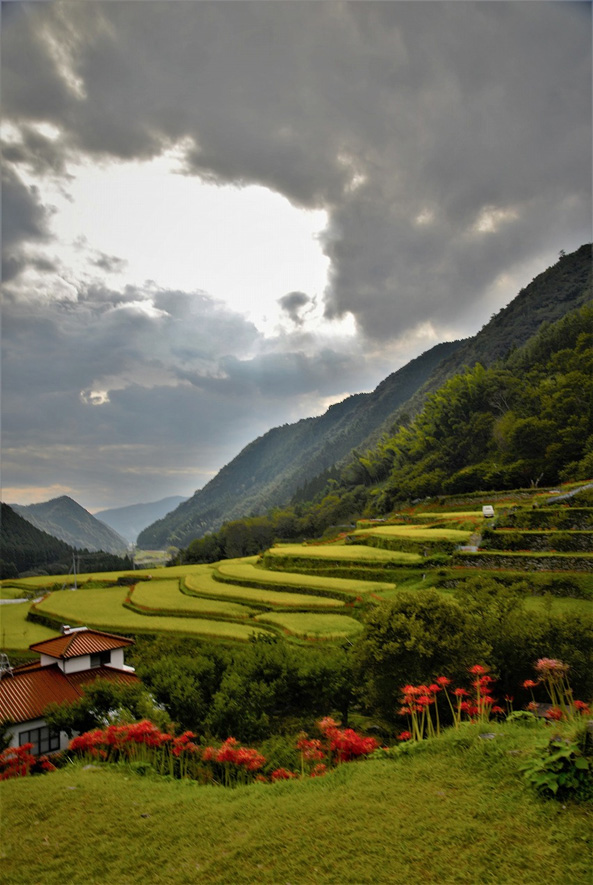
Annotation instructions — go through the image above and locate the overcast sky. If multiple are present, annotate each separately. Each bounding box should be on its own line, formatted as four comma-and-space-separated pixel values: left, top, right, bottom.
2, 1, 591, 512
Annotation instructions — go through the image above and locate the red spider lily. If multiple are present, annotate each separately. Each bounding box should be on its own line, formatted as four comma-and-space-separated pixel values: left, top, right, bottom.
453, 688, 469, 698
0, 744, 56, 780
270, 767, 297, 781
490, 706, 505, 716
435, 676, 451, 687
545, 707, 564, 721
428, 684, 442, 694
296, 735, 324, 762
317, 717, 339, 735
397, 731, 412, 741
534, 658, 569, 677
522, 679, 538, 689
574, 700, 591, 715
468, 665, 487, 675
401, 685, 421, 696
310, 763, 327, 777
317, 719, 378, 763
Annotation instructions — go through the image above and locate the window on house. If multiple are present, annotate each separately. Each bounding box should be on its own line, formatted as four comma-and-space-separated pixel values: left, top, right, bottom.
90, 650, 112, 668
19, 726, 60, 755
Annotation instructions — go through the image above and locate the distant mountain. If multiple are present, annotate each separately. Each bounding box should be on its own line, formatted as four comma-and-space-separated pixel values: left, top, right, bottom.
138, 244, 591, 549
11, 496, 128, 554
1, 503, 73, 576
1, 503, 133, 578
94, 496, 189, 544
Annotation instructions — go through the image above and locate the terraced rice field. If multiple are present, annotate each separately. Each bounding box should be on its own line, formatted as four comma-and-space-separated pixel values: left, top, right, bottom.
184, 571, 345, 608
215, 561, 394, 596
353, 526, 472, 542
0, 602, 60, 648
266, 544, 422, 563
33, 587, 273, 641
253, 611, 364, 639
131, 579, 258, 618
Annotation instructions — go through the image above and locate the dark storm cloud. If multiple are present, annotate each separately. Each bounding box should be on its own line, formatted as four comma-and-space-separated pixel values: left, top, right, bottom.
3, 2, 590, 342
278, 291, 311, 326
1, 279, 365, 504
1, 164, 55, 280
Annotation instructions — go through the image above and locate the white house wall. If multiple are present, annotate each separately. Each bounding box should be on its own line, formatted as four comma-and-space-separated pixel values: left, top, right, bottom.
7, 716, 70, 753
63, 655, 92, 674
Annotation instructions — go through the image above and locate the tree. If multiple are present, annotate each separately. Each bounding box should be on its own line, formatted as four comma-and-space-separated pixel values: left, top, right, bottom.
352, 590, 489, 722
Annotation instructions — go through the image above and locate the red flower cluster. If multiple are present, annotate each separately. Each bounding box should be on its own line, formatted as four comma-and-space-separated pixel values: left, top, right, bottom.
69, 720, 176, 759
202, 737, 266, 772
270, 767, 297, 781
0, 744, 56, 780
317, 717, 379, 762
296, 734, 324, 762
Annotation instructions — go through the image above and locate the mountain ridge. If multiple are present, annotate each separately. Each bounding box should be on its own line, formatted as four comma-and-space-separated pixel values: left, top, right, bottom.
138, 244, 592, 549
11, 496, 128, 554
94, 496, 189, 544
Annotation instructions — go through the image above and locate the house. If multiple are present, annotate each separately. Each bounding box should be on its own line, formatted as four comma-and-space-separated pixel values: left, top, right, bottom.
0, 626, 139, 755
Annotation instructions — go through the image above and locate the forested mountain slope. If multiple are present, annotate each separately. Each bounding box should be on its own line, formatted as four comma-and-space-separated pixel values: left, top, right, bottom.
140, 245, 591, 548
138, 340, 461, 547
11, 496, 128, 554
352, 302, 593, 510
0, 503, 73, 576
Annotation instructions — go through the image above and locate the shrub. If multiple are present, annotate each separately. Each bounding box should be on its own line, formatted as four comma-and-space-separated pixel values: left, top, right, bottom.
521, 736, 592, 801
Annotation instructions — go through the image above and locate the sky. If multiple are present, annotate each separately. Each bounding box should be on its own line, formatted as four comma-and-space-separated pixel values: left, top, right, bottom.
2, 1, 591, 513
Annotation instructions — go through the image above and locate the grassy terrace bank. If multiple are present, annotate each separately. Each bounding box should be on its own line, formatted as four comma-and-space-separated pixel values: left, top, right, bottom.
1, 722, 590, 885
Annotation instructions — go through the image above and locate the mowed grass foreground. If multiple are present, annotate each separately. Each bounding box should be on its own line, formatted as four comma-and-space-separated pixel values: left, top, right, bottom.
1, 723, 590, 885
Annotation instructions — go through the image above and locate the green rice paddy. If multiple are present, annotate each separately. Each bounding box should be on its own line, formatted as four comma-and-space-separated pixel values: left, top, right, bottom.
184, 571, 345, 609
33, 588, 272, 642
131, 579, 258, 618
266, 544, 422, 562
0, 602, 60, 649
254, 611, 363, 639
353, 525, 472, 541
215, 560, 393, 595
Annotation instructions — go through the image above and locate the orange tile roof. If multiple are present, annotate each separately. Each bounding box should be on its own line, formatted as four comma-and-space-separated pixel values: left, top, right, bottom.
29, 629, 133, 659
66, 667, 139, 690
0, 665, 81, 724
0, 664, 139, 725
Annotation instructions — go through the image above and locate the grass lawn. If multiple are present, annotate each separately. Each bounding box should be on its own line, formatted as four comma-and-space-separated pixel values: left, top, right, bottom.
132, 580, 258, 618
216, 560, 394, 595
266, 544, 422, 563
0, 722, 589, 885
185, 572, 346, 609
253, 611, 364, 639
33, 588, 273, 642
0, 602, 60, 650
